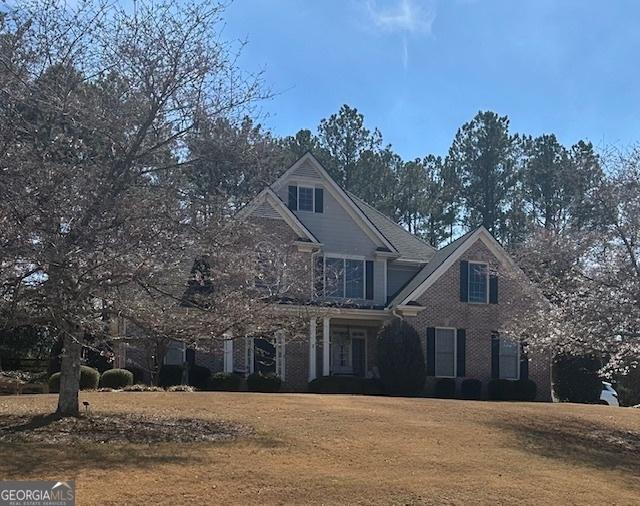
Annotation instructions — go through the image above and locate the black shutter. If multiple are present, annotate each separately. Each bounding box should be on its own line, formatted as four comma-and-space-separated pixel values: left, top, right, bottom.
520, 342, 529, 380
365, 260, 374, 300
489, 274, 498, 304
491, 333, 500, 379
288, 185, 298, 210
426, 327, 435, 376
456, 329, 466, 377
314, 188, 324, 213
313, 255, 324, 297
460, 260, 469, 302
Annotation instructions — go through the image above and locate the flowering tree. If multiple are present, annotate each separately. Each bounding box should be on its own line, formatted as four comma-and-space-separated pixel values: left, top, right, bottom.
508, 147, 640, 375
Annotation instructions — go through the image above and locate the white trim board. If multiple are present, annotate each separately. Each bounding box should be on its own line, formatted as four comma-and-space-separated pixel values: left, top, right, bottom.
272, 153, 398, 253
399, 227, 526, 306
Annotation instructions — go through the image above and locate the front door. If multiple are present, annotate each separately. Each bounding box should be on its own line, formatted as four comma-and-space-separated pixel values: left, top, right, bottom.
331, 327, 367, 376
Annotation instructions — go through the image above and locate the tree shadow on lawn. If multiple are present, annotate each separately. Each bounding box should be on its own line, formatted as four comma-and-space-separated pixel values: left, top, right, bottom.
0, 411, 259, 479
495, 415, 640, 477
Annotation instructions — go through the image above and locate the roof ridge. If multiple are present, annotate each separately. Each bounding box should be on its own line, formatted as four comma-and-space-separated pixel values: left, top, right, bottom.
346, 191, 436, 253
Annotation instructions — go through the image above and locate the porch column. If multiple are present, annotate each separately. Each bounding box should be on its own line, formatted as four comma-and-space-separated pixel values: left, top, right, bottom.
223, 334, 233, 373
309, 318, 317, 381
322, 317, 331, 376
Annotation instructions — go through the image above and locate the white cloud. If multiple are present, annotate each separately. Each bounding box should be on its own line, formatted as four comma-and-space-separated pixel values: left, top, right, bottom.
366, 0, 436, 35
364, 0, 436, 69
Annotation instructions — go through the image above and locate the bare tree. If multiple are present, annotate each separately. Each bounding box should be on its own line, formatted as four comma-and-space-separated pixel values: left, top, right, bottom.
0, 0, 311, 416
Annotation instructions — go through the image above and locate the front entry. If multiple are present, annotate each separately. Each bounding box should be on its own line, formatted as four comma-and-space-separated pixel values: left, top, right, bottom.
331, 327, 367, 377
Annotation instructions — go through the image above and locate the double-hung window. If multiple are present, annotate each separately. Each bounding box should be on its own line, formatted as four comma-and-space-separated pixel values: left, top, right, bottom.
499, 337, 520, 380
298, 186, 314, 211
468, 262, 488, 303
324, 256, 365, 299
435, 328, 456, 377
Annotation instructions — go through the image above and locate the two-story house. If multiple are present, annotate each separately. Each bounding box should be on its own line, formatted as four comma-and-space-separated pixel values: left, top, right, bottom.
116, 152, 551, 400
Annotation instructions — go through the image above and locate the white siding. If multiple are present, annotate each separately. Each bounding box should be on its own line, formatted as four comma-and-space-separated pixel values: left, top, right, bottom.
253, 200, 283, 220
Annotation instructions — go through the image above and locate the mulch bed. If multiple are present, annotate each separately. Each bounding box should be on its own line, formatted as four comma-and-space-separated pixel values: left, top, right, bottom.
0, 412, 253, 444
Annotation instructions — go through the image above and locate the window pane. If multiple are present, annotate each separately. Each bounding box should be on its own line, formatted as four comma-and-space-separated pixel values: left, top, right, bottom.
298, 187, 313, 211
345, 259, 364, 299
469, 263, 488, 303
325, 257, 344, 297
435, 329, 456, 377
499, 338, 519, 380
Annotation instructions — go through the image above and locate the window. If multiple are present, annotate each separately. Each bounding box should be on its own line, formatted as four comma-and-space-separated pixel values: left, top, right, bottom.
164, 341, 185, 365
435, 328, 456, 377
499, 337, 520, 380
324, 256, 365, 299
468, 262, 488, 303
325, 257, 345, 297
298, 186, 314, 211
345, 259, 364, 298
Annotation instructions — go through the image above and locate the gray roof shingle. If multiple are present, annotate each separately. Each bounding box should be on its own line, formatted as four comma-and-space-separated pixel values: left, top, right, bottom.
346, 192, 436, 262
386, 228, 478, 307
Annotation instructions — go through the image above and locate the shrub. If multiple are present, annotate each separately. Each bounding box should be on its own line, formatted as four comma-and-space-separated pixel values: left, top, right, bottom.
100, 368, 134, 389
434, 378, 456, 399
167, 385, 194, 392
514, 379, 537, 401
247, 372, 281, 393
48, 366, 100, 393
553, 354, 602, 403
188, 365, 211, 390
376, 319, 426, 395
308, 375, 383, 394
158, 365, 184, 387
459, 379, 482, 400
207, 372, 243, 391
123, 384, 164, 392
616, 365, 640, 407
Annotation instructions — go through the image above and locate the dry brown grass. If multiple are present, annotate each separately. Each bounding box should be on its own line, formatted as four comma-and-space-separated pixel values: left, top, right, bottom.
0, 392, 639, 505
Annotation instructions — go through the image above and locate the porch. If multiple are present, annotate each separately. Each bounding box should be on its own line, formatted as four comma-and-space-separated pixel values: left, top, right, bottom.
308, 314, 388, 381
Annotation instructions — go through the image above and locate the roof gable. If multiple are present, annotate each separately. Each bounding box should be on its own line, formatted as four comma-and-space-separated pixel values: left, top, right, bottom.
272, 153, 398, 253
236, 188, 320, 243
387, 227, 523, 308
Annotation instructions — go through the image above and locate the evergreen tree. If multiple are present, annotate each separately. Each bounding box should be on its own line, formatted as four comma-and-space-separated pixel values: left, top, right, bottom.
447, 111, 517, 242
317, 104, 382, 190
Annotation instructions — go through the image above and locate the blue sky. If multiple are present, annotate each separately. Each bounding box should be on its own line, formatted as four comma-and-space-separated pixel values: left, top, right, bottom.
223, 0, 640, 159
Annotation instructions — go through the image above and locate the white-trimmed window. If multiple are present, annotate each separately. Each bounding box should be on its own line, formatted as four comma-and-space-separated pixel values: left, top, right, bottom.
499, 337, 520, 380
468, 261, 488, 303
323, 256, 365, 299
298, 186, 314, 211
435, 328, 456, 377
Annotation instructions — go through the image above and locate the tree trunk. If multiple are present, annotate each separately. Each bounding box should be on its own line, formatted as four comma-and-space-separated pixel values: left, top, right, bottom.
56, 332, 82, 417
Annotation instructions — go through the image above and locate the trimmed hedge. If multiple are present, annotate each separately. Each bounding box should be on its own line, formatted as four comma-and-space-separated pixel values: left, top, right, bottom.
48, 366, 100, 393
308, 376, 384, 395
434, 378, 456, 399
488, 379, 538, 401
188, 364, 211, 390
459, 378, 482, 400
207, 372, 243, 391
100, 368, 134, 389
247, 372, 281, 393
158, 365, 184, 387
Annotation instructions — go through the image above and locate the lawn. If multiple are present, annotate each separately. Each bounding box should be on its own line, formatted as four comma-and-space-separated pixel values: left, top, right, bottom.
1, 393, 639, 505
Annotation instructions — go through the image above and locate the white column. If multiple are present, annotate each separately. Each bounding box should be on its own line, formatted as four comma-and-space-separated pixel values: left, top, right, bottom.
323, 317, 331, 376
223, 335, 234, 373
309, 318, 317, 381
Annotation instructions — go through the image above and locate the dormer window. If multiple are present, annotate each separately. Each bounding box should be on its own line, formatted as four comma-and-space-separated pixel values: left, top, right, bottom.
288, 185, 324, 213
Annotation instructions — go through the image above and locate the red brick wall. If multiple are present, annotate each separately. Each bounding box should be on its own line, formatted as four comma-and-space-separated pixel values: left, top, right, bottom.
406, 238, 551, 401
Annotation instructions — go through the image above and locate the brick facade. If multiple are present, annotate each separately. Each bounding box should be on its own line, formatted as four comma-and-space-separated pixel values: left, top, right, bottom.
406, 239, 551, 401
